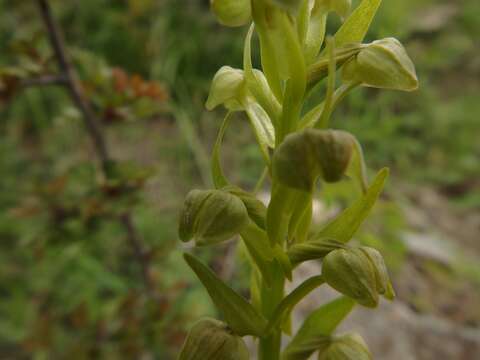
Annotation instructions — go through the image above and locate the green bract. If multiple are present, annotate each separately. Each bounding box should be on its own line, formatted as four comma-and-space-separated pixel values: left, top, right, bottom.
178, 189, 249, 246
273, 129, 357, 191
178, 318, 250, 360
318, 333, 372, 360
342, 37, 418, 91
322, 247, 394, 307
210, 0, 252, 27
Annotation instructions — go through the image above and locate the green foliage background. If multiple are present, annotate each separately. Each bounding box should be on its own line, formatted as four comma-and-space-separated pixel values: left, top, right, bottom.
0, 0, 479, 358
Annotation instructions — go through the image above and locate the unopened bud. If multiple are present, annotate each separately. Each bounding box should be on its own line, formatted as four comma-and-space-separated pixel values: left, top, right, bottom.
322, 247, 394, 307
318, 333, 372, 360
273, 129, 355, 191
342, 37, 418, 91
179, 318, 250, 360
178, 189, 249, 246
206, 66, 245, 111
222, 185, 267, 229
210, 0, 252, 27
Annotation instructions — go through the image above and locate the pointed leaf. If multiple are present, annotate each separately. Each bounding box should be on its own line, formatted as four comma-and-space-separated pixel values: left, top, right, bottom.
266, 275, 325, 335
314, 168, 388, 243
183, 253, 267, 336
334, 0, 383, 47
240, 220, 275, 286
282, 297, 356, 360
288, 238, 346, 265
212, 112, 233, 189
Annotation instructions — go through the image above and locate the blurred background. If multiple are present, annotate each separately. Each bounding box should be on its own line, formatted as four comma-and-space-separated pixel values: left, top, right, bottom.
0, 0, 479, 359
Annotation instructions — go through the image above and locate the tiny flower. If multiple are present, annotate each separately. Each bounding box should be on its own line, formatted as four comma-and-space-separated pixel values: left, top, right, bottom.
273, 129, 356, 191
206, 66, 245, 111
210, 0, 251, 27
342, 37, 418, 91
178, 189, 249, 246
322, 246, 394, 307
179, 318, 250, 360
318, 333, 372, 360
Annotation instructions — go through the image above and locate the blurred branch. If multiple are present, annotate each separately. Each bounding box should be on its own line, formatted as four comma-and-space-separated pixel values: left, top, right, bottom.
20, 74, 67, 88
36, 0, 158, 299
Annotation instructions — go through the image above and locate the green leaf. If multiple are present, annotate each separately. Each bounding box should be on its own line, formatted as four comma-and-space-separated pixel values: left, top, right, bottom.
243, 98, 275, 159
288, 238, 346, 265
183, 253, 267, 336
304, 2, 327, 65
212, 112, 233, 189
314, 168, 388, 243
345, 137, 368, 193
334, 0, 383, 47
282, 297, 356, 360
265, 275, 325, 335
243, 24, 282, 124
240, 220, 275, 286
266, 185, 298, 246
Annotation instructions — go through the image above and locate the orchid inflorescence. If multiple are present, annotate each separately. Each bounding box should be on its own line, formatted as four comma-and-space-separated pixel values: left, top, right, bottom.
178, 0, 418, 359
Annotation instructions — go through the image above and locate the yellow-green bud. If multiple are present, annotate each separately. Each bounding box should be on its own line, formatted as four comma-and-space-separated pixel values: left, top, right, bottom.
342, 37, 418, 91
179, 318, 250, 360
210, 0, 252, 27
322, 247, 394, 307
178, 189, 249, 246
273, 129, 355, 191
360, 247, 395, 300
206, 66, 246, 111
318, 333, 372, 360
222, 185, 267, 229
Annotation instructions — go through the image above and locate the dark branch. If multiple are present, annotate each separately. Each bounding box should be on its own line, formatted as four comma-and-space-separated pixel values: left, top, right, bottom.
20, 74, 67, 88
36, 0, 158, 299
36, 0, 109, 171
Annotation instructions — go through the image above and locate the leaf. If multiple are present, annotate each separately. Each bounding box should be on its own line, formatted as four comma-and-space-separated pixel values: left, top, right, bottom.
304, 3, 327, 65
314, 168, 388, 243
240, 220, 275, 286
282, 297, 356, 360
345, 137, 368, 193
243, 24, 281, 124
243, 98, 275, 158
288, 238, 346, 265
265, 275, 325, 335
183, 253, 267, 336
211, 112, 232, 189
334, 0, 383, 47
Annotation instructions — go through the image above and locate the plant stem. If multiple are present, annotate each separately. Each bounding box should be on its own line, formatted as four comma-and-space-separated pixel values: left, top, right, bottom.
257, 258, 285, 360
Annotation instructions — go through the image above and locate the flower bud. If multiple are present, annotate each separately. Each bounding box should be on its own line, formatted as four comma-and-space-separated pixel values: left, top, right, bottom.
360, 247, 395, 300
273, 129, 355, 191
179, 318, 250, 360
342, 37, 418, 91
222, 185, 267, 229
318, 333, 372, 360
210, 0, 252, 27
178, 189, 249, 246
206, 66, 245, 111
322, 247, 394, 307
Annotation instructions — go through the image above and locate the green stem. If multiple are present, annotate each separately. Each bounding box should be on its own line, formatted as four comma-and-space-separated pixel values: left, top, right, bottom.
258, 261, 285, 360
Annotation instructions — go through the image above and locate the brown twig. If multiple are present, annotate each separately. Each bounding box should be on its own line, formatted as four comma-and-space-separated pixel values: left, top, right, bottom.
36, 0, 157, 299
20, 74, 67, 88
